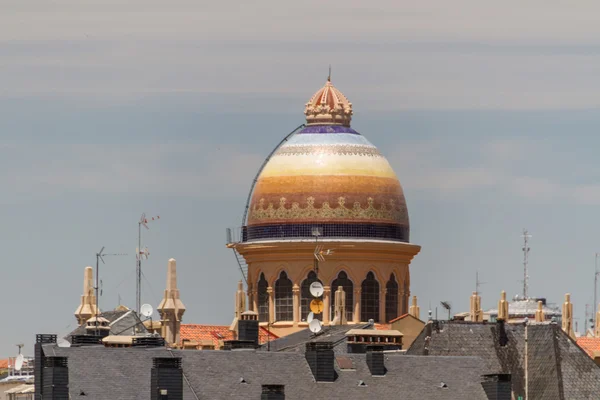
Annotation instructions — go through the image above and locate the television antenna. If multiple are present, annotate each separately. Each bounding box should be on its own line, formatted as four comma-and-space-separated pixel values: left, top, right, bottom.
522, 229, 531, 300
137, 213, 160, 315
475, 270, 486, 295
94, 246, 127, 335
440, 301, 452, 321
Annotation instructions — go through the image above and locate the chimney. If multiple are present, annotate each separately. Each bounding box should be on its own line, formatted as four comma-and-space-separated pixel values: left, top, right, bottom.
42, 356, 69, 400
535, 300, 545, 322
305, 342, 336, 382
470, 291, 483, 322
366, 345, 386, 376
74, 266, 98, 325
238, 310, 259, 345
497, 291, 508, 321
151, 358, 183, 400
157, 259, 186, 347
562, 293, 575, 339
481, 374, 511, 400
409, 296, 420, 319
333, 286, 347, 325
593, 351, 600, 367
35, 334, 57, 400
261, 385, 285, 400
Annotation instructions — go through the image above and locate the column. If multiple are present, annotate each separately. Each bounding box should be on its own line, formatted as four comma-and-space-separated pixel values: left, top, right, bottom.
398, 288, 404, 318
379, 288, 387, 324
247, 283, 255, 313
267, 287, 274, 324
251, 290, 258, 313
353, 288, 361, 323
292, 284, 300, 325
323, 286, 331, 325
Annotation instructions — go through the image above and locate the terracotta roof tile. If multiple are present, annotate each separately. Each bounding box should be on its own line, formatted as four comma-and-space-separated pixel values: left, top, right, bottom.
576, 337, 600, 358
0, 359, 8, 369
374, 323, 391, 330
180, 324, 278, 349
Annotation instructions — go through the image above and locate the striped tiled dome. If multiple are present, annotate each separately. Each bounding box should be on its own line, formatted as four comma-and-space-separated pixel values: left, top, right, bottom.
246, 80, 409, 242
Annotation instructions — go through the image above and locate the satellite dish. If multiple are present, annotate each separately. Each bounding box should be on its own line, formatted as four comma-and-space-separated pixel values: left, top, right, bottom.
309, 282, 324, 297
307, 312, 314, 323
310, 299, 324, 314
15, 354, 24, 371
309, 318, 322, 333
140, 304, 153, 318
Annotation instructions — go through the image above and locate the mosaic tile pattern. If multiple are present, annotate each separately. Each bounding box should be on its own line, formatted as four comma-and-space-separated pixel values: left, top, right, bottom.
248, 127, 409, 231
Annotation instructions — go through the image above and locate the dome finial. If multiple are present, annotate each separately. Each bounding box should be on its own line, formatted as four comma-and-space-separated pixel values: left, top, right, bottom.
328, 65, 331, 82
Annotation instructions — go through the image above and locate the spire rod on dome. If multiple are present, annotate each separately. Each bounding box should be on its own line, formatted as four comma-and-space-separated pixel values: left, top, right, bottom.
328, 65, 331, 82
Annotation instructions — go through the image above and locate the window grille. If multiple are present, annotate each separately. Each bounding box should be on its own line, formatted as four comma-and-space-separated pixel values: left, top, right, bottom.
275, 271, 293, 321
361, 272, 380, 323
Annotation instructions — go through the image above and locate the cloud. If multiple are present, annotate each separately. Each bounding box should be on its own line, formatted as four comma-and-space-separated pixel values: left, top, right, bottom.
388, 137, 600, 205
0, 143, 263, 203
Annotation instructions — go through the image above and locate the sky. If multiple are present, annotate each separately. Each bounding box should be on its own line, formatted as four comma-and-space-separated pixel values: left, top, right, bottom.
3, 0, 600, 357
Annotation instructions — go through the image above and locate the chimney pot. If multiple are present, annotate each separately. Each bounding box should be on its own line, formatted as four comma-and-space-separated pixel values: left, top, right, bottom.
366, 345, 386, 376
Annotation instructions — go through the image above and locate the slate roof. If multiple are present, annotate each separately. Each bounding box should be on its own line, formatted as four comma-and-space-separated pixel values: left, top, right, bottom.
180, 324, 278, 348
65, 310, 148, 342
43, 343, 490, 400
407, 320, 600, 400
259, 323, 371, 353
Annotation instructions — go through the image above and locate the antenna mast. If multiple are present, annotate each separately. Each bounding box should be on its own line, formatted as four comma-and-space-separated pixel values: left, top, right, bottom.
522, 229, 531, 300
137, 213, 159, 315
94, 247, 127, 335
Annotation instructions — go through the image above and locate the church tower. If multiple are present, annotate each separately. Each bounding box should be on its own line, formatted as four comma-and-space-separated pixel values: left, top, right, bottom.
74, 266, 98, 325
157, 258, 186, 346
231, 77, 421, 336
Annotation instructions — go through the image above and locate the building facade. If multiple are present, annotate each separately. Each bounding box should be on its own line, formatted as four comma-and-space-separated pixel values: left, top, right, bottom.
233, 78, 421, 331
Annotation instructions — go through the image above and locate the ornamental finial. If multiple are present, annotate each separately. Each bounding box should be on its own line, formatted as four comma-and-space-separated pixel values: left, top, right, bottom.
304, 78, 353, 127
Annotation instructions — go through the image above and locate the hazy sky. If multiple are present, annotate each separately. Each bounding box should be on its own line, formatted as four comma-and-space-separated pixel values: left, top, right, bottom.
3, 0, 600, 357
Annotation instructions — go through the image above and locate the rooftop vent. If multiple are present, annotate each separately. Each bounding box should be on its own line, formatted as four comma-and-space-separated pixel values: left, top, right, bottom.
223, 340, 256, 351
366, 345, 386, 376
345, 329, 402, 353
71, 334, 103, 346
132, 336, 166, 348
358, 380, 367, 387
481, 374, 511, 400
151, 358, 183, 400
305, 342, 336, 382
261, 384, 285, 400
36, 334, 57, 344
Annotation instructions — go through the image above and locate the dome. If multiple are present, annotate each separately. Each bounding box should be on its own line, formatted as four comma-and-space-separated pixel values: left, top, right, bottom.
245, 79, 409, 242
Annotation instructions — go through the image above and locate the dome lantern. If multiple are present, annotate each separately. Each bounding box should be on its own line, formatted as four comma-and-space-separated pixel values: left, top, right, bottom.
304, 78, 353, 127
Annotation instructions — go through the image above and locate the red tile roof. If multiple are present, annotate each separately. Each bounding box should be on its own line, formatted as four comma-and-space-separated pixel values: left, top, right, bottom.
576, 337, 600, 358
0, 359, 8, 369
388, 313, 410, 323
180, 324, 278, 349
374, 323, 391, 330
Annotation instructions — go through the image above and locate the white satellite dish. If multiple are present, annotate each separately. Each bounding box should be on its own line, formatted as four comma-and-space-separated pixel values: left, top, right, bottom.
307, 312, 314, 323
140, 303, 154, 318
309, 281, 324, 297
15, 354, 24, 371
309, 318, 322, 333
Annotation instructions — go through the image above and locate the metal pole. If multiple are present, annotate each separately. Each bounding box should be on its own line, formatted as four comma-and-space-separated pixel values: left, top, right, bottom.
137, 221, 141, 315
595, 254, 598, 331
96, 253, 99, 335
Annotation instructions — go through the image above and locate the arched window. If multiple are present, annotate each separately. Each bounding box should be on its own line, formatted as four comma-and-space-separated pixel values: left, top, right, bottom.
275, 271, 293, 321
257, 273, 269, 323
361, 272, 379, 322
301, 271, 322, 321
385, 273, 399, 323
331, 271, 353, 322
